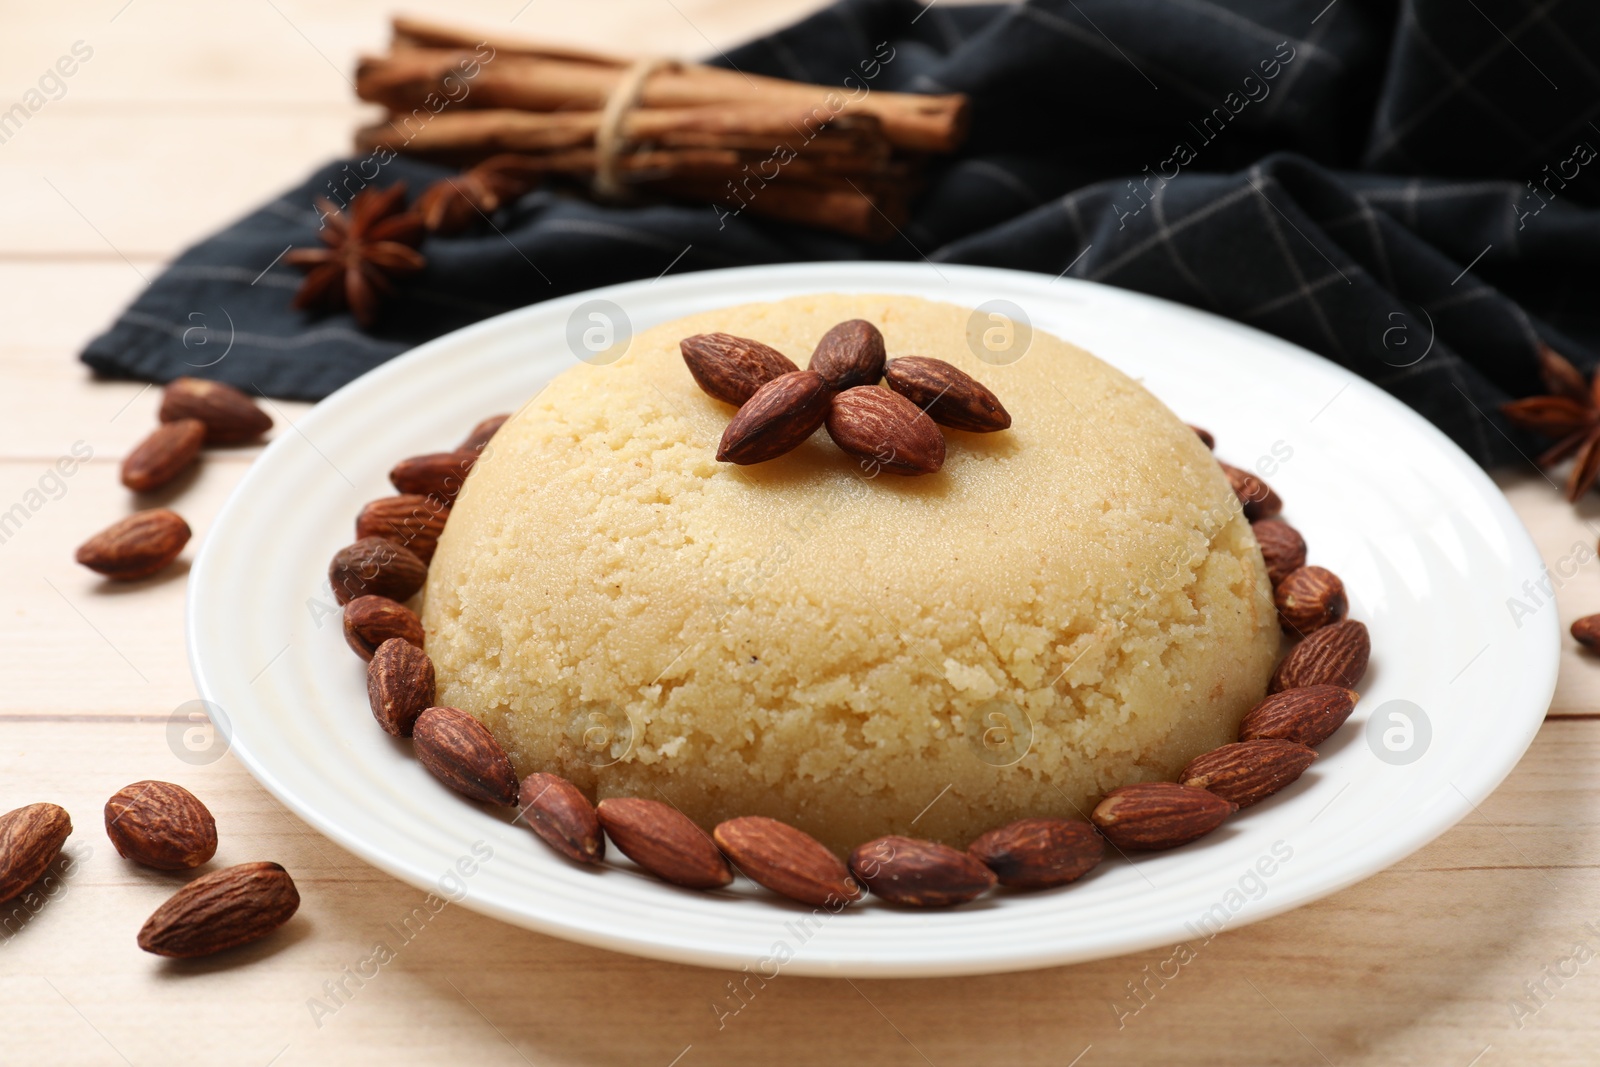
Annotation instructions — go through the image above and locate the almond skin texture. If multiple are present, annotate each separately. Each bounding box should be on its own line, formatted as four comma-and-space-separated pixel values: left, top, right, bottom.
413, 706, 520, 806
847, 835, 996, 906
596, 798, 733, 890
968, 818, 1104, 889
105, 781, 217, 871
717, 370, 832, 465
825, 386, 946, 475
1179, 740, 1318, 807
681, 333, 799, 406
158, 377, 272, 445
1091, 783, 1237, 850
137, 861, 299, 958
1276, 565, 1348, 635
1190, 425, 1215, 450
459, 413, 510, 454
714, 816, 861, 907
121, 418, 205, 492
328, 536, 427, 606
1252, 519, 1307, 587
355, 494, 450, 563
519, 774, 604, 864
343, 595, 425, 661
1270, 620, 1370, 692
808, 319, 887, 392
1220, 462, 1282, 520
883, 356, 1011, 432
75, 509, 191, 580
389, 451, 477, 502
0, 803, 73, 904
1239, 684, 1360, 746
366, 637, 436, 737
1573, 614, 1600, 652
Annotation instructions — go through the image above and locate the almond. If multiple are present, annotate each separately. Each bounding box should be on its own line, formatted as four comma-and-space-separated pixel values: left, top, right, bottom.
328, 536, 427, 606
1220, 462, 1282, 520
883, 356, 1011, 432
389, 451, 477, 502
596, 797, 733, 889
519, 773, 604, 864
1190, 425, 1215, 450
808, 320, 886, 391
682, 333, 799, 406
1269, 620, 1370, 692
355, 494, 450, 563
0, 803, 73, 905
75, 508, 191, 580
137, 861, 299, 958
1573, 614, 1600, 652
716, 370, 832, 465
121, 418, 205, 492
367, 637, 435, 737
847, 835, 996, 906
343, 595, 424, 661
1179, 740, 1318, 807
825, 386, 946, 475
1239, 684, 1360, 746
968, 818, 1104, 889
1091, 783, 1236, 850
104, 781, 217, 870
1276, 565, 1348, 635
1252, 519, 1307, 587
714, 816, 861, 907
413, 706, 520, 806
158, 377, 272, 445
459, 413, 510, 454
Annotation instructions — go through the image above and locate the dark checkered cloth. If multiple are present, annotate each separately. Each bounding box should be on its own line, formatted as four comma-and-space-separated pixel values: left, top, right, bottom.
82, 0, 1600, 467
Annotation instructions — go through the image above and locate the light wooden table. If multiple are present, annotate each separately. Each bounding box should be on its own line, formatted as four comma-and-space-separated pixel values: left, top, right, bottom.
3, 2, 1597, 1064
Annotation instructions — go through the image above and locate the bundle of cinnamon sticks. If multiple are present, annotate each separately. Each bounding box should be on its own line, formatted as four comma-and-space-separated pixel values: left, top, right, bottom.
352, 16, 969, 240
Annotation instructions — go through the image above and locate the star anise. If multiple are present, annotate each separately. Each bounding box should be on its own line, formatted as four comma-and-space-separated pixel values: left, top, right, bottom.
285, 184, 425, 329
1502, 344, 1600, 501
414, 155, 543, 235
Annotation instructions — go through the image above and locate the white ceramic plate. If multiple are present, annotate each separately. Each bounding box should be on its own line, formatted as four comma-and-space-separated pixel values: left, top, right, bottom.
188, 263, 1556, 977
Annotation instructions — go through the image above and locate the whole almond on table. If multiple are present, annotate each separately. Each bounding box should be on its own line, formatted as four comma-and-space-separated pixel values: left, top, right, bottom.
1573, 614, 1600, 651
158, 377, 272, 445
808, 319, 886, 391
1276, 565, 1348, 635
1220, 462, 1282, 520
137, 861, 299, 958
1252, 518, 1307, 587
716, 370, 832, 465
1239, 684, 1360, 746
343, 595, 425, 660
1269, 619, 1370, 692
714, 816, 861, 907
355, 494, 450, 562
825, 386, 946, 475
1091, 783, 1237, 851
597, 797, 733, 890
1190, 425, 1215, 450
121, 418, 205, 492
104, 781, 217, 870
328, 536, 427, 606
883, 356, 1011, 432
519, 773, 604, 864
1179, 740, 1318, 808
847, 835, 996, 906
367, 637, 436, 737
459, 413, 510, 454
682, 333, 799, 406
968, 818, 1104, 889
413, 706, 520, 806
390, 451, 477, 502
75, 508, 191, 580
0, 803, 72, 905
